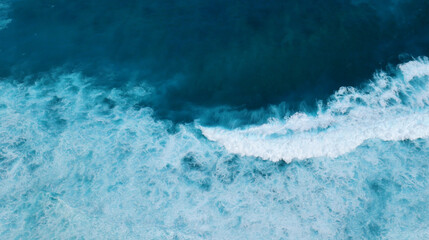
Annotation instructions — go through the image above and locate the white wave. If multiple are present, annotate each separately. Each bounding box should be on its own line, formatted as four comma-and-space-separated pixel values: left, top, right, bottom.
199, 58, 429, 162
1, 68, 428, 239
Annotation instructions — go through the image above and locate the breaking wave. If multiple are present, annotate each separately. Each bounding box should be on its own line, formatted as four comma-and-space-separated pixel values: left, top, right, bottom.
0, 60, 428, 239
200, 58, 429, 162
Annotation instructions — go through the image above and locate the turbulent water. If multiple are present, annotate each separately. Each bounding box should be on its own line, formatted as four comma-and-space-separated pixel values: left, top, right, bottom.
201, 59, 429, 162
1, 0, 429, 239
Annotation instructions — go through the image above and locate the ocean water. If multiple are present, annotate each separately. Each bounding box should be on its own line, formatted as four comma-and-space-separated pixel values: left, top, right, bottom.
1, 0, 429, 239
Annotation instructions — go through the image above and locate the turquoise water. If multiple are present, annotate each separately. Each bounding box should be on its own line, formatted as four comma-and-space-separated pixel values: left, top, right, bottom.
1, 0, 429, 239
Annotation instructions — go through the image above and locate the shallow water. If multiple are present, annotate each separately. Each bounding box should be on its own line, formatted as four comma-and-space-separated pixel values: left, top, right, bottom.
0, 0, 429, 239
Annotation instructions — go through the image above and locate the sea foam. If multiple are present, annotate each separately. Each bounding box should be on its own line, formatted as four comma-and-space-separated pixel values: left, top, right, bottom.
200, 58, 429, 162
0, 67, 428, 239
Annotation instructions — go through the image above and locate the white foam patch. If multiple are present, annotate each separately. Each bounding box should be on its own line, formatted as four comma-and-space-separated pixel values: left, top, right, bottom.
199, 58, 429, 162
0, 69, 428, 239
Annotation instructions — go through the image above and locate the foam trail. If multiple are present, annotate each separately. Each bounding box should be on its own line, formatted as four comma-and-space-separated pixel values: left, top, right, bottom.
200, 58, 429, 162
0, 68, 428, 239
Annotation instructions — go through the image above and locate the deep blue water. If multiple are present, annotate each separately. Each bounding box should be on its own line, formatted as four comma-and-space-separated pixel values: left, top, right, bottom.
0, 0, 428, 239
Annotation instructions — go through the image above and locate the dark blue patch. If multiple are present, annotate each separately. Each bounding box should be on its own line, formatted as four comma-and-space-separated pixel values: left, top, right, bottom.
1, 0, 429, 123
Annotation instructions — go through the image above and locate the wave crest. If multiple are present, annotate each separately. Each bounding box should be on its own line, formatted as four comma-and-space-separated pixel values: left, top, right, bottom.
199, 58, 429, 162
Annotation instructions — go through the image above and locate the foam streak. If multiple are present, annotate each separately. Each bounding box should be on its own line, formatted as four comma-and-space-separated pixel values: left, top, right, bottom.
200, 58, 429, 162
